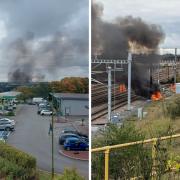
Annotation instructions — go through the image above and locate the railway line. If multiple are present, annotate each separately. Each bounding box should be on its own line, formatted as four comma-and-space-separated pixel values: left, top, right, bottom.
91, 59, 180, 122
91, 84, 143, 121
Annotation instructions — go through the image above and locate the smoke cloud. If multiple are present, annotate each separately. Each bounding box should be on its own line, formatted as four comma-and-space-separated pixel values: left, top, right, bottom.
0, 0, 88, 83
92, 2, 164, 57
92, 2, 165, 97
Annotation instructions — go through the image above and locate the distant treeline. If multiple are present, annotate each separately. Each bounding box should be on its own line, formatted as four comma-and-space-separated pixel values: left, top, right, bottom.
16, 77, 88, 101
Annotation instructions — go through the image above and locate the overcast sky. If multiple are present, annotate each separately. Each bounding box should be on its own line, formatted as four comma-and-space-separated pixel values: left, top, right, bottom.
97, 0, 180, 54
0, 0, 88, 82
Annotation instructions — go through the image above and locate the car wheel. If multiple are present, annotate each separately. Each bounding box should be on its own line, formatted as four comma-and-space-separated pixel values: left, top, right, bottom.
41, 113, 44, 115
5, 127, 10, 131
66, 147, 70, 151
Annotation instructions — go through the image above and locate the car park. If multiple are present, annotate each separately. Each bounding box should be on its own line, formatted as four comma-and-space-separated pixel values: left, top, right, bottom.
40, 109, 53, 116
64, 137, 89, 151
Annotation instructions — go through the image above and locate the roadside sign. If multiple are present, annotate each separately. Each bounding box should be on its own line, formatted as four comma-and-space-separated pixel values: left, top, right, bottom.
176, 83, 180, 94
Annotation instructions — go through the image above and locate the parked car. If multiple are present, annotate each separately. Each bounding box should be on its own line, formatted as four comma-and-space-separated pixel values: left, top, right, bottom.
0, 118, 15, 125
62, 127, 78, 134
64, 137, 89, 151
0, 118, 15, 131
59, 133, 80, 145
40, 109, 53, 116
38, 103, 46, 108
62, 128, 88, 139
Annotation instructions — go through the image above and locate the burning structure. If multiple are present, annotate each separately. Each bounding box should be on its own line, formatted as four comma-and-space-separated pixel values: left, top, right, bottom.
92, 1, 165, 98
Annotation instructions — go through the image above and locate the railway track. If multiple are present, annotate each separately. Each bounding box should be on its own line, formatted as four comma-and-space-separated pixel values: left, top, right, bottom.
92, 94, 141, 121
91, 83, 143, 121
91, 61, 180, 122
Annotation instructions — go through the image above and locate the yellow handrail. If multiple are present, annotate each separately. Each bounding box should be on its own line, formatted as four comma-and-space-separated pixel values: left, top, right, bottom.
91, 134, 180, 180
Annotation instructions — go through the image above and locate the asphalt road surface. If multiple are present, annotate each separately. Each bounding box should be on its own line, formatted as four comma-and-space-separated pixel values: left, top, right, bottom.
7, 104, 89, 179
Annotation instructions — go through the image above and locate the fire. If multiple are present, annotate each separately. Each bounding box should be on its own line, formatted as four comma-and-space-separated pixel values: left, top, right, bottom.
170, 83, 176, 92
128, 41, 154, 54
151, 91, 163, 101
119, 84, 127, 93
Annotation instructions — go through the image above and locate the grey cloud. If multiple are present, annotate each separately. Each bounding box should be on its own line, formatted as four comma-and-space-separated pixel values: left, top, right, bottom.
0, 0, 88, 82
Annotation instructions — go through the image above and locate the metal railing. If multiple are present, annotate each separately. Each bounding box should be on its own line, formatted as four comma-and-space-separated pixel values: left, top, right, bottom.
91, 134, 180, 180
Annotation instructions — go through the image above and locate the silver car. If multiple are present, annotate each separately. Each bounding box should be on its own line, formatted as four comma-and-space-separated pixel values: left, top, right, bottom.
0, 118, 15, 131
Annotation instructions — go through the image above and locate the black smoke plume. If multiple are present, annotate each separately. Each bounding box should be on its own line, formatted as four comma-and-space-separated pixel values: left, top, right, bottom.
92, 2, 165, 97
7, 31, 88, 83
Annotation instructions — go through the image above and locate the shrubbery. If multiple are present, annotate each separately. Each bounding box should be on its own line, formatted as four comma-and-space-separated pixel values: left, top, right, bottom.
6, 111, 15, 116
92, 124, 168, 180
0, 142, 36, 179
58, 168, 85, 180
0, 156, 27, 179
165, 96, 180, 119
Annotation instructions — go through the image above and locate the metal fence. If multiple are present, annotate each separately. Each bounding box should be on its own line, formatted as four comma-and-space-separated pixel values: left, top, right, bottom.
91, 134, 180, 180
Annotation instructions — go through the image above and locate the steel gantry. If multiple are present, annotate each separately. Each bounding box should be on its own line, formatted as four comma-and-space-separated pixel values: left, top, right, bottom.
91, 52, 132, 122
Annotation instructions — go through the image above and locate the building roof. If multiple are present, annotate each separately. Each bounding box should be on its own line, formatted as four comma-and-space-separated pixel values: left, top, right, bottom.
52, 93, 88, 100
0, 91, 21, 99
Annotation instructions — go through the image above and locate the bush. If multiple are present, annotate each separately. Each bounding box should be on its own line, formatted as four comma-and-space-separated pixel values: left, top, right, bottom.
92, 123, 168, 180
0, 142, 36, 177
166, 96, 180, 119
58, 168, 85, 180
6, 111, 15, 116
0, 156, 27, 179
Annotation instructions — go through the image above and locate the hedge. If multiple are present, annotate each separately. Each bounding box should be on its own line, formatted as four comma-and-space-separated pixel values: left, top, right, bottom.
0, 142, 36, 177
0, 156, 27, 179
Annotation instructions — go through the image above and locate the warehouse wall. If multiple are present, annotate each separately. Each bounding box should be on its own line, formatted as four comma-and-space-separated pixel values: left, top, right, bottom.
61, 99, 88, 116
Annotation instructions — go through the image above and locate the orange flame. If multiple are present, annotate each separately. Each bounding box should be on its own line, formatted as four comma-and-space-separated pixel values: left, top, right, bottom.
119, 84, 127, 93
151, 91, 163, 101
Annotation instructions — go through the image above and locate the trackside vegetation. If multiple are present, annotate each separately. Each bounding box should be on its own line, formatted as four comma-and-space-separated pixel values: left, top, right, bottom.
92, 95, 180, 179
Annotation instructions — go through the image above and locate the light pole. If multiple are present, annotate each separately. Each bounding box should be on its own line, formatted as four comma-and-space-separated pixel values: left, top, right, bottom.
51, 93, 54, 179
107, 66, 112, 122
127, 52, 132, 111
174, 48, 177, 84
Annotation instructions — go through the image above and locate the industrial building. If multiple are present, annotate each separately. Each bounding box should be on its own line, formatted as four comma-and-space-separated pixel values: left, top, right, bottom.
50, 93, 89, 116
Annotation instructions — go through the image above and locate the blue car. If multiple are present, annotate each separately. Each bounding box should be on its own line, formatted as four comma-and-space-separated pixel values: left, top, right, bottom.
64, 137, 89, 151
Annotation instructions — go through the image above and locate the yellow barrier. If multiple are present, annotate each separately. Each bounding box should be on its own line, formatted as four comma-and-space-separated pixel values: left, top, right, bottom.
91, 134, 180, 180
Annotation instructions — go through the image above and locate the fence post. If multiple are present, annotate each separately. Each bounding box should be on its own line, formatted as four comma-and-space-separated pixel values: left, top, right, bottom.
152, 139, 158, 180
105, 148, 110, 180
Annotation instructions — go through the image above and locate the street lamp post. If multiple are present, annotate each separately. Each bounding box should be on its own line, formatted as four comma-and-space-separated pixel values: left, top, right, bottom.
174, 48, 177, 84
127, 52, 132, 111
51, 94, 54, 179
